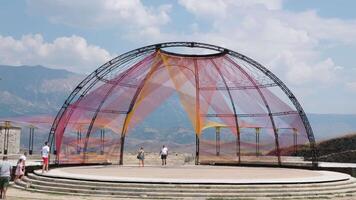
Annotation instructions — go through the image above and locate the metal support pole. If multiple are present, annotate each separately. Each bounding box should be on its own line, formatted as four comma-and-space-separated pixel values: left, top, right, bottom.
195, 134, 200, 165
5, 129, 8, 155
28, 126, 35, 155
3, 129, 8, 155
225, 57, 282, 165
119, 134, 125, 165
3, 121, 11, 155
28, 128, 31, 155
118, 54, 162, 165
236, 128, 240, 162
31, 128, 34, 155
256, 128, 260, 157
193, 58, 201, 165
293, 128, 297, 154
76, 128, 81, 154
53, 133, 58, 165
100, 129, 105, 155
216, 127, 220, 156
210, 60, 241, 163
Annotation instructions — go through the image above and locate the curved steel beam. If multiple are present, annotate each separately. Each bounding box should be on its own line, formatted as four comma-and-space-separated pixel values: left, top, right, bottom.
49, 42, 317, 166
119, 54, 163, 165
82, 52, 157, 162
225, 52, 318, 166
49, 43, 223, 152
48, 50, 155, 159
194, 59, 201, 165
210, 59, 241, 163
224, 56, 281, 165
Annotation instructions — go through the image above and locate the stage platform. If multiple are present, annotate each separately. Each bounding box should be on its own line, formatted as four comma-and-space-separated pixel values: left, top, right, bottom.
34, 165, 351, 184
15, 165, 356, 199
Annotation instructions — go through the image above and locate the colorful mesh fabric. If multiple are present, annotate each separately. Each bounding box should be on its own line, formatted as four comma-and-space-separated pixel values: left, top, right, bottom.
54, 50, 311, 164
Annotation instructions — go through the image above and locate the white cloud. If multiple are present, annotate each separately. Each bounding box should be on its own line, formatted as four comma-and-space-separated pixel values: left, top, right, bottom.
27, 0, 171, 38
346, 82, 356, 92
174, 1, 356, 87
23, 1, 356, 85
177, 0, 229, 18
172, 1, 356, 113
178, 0, 282, 19
11, 0, 356, 113
0, 34, 113, 73
287, 10, 356, 44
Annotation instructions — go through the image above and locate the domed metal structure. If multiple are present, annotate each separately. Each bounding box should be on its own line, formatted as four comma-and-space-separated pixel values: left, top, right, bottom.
48, 42, 317, 167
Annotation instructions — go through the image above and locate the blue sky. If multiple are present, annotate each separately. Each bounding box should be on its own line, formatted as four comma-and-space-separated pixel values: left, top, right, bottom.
1, 0, 356, 114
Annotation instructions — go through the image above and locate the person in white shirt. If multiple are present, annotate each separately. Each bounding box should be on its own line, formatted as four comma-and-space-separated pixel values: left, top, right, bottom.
41, 142, 50, 173
160, 145, 168, 166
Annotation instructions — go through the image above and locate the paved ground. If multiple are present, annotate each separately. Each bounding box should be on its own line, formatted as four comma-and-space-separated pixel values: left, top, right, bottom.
6, 186, 356, 200
6, 187, 128, 200
38, 165, 349, 184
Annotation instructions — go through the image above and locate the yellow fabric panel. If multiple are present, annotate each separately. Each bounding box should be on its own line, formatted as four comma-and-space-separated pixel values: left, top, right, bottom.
202, 121, 228, 131
159, 52, 201, 135
122, 52, 163, 135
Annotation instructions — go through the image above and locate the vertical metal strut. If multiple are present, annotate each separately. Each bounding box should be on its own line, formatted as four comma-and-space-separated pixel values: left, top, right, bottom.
194, 59, 200, 165
119, 52, 163, 165
82, 53, 157, 162
227, 50, 317, 167
28, 125, 35, 155
216, 127, 221, 156
76, 127, 81, 154
48, 50, 156, 163
225, 56, 281, 165
210, 59, 241, 163
255, 127, 260, 157
100, 128, 105, 155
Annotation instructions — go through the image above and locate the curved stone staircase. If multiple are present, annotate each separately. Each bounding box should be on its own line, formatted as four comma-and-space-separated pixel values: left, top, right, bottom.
14, 172, 356, 199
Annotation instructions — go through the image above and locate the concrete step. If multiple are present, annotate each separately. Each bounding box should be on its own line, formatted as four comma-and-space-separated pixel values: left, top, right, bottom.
15, 172, 356, 199
28, 172, 355, 190
15, 178, 356, 199
14, 183, 341, 200
21, 175, 356, 194
11, 184, 181, 200
16, 183, 356, 199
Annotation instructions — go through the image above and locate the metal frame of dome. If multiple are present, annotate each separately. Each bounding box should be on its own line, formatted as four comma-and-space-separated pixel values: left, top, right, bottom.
48, 42, 318, 167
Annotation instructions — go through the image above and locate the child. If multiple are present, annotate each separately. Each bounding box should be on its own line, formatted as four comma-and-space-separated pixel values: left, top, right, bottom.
14, 158, 25, 182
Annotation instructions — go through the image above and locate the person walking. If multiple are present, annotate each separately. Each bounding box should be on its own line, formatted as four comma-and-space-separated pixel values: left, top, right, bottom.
41, 142, 50, 173
160, 145, 168, 166
14, 158, 25, 182
0, 156, 12, 199
137, 147, 145, 167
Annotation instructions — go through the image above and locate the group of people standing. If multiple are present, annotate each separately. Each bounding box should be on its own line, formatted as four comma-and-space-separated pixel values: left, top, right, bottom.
0, 141, 50, 199
137, 145, 169, 167
0, 153, 27, 199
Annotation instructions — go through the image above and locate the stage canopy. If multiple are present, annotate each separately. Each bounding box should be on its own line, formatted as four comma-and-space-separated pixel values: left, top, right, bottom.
49, 42, 317, 166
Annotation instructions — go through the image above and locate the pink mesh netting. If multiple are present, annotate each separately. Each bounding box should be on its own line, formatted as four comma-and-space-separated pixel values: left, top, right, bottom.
54, 50, 311, 164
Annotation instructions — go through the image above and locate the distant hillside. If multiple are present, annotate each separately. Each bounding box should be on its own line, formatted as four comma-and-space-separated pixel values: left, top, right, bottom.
297, 133, 356, 163
0, 65, 82, 117
0, 65, 355, 152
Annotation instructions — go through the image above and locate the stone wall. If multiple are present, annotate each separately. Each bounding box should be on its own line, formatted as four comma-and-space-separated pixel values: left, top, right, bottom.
0, 126, 21, 154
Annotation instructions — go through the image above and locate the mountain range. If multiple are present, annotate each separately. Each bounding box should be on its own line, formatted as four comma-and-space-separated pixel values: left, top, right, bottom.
0, 65, 82, 117
1, 65, 356, 150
